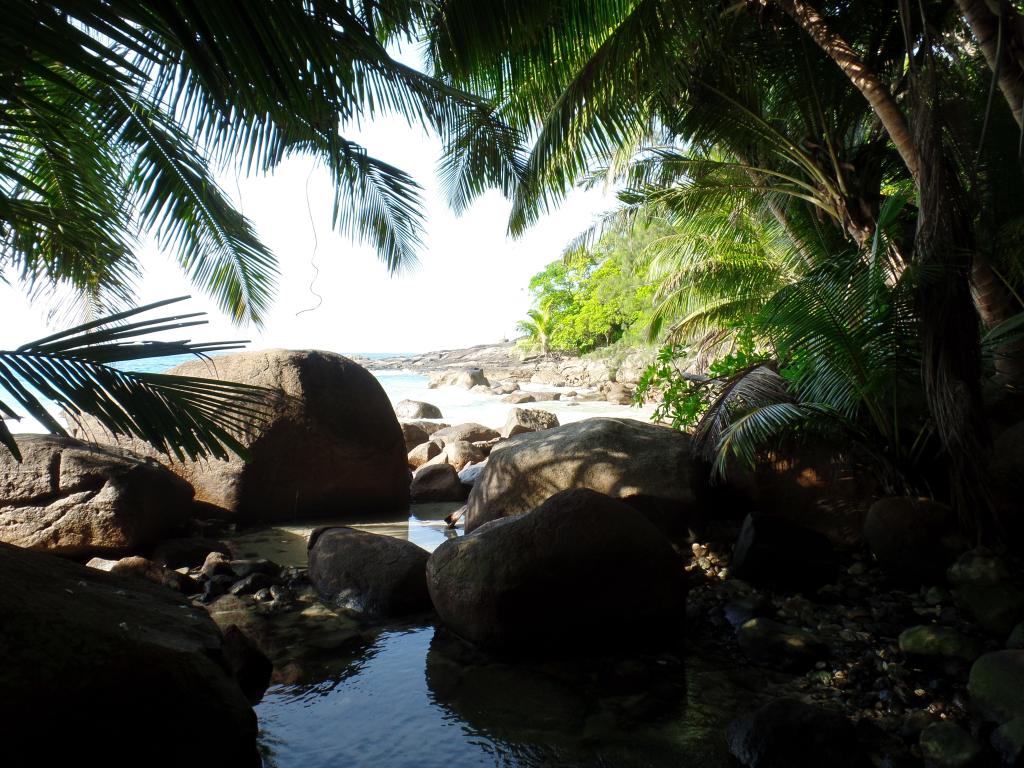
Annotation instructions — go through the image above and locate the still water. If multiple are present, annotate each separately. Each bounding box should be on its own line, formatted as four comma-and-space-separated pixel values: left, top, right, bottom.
235, 507, 754, 768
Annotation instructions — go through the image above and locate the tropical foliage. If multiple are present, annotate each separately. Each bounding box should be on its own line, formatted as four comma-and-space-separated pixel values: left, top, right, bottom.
425, 0, 1024, 537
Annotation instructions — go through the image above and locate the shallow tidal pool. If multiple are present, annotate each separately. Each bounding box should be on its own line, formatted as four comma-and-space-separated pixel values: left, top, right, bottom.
230, 506, 753, 768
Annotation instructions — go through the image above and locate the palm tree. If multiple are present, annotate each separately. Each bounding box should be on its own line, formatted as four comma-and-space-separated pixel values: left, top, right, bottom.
517, 306, 557, 357
2, 1, 517, 325
1, 1, 520, 458
424, 0, 1024, 537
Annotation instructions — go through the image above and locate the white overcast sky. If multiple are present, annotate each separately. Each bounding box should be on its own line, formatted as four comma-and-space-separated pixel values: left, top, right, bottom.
0, 111, 614, 355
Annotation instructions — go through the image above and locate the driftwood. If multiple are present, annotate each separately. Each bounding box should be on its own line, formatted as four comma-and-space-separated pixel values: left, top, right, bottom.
445, 506, 466, 528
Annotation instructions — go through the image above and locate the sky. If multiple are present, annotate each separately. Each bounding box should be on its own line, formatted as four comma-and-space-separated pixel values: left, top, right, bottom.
0, 115, 615, 355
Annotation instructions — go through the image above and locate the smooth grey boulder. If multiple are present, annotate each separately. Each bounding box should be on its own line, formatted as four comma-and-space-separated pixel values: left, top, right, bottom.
395, 399, 443, 419
308, 527, 430, 618
0, 435, 193, 558
76, 349, 411, 522
0, 541, 262, 763
500, 407, 559, 439
463, 418, 709, 534
427, 489, 686, 653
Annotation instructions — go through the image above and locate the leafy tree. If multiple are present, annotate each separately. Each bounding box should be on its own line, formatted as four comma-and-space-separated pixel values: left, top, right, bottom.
426, 0, 1024, 538
516, 306, 556, 357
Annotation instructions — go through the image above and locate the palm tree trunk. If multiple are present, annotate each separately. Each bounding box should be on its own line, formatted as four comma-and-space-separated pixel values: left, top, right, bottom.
772, 0, 922, 182
955, 0, 1024, 127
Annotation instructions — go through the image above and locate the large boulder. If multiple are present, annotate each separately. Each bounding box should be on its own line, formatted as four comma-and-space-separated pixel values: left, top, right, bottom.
395, 399, 443, 419
463, 418, 709, 534
863, 497, 965, 583
426, 489, 687, 653
408, 440, 442, 469
500, 407, 559, 439
307, 527, 431, 619
76, 350, 411, 522
0, 541, 262, 763
0, 435, 193, 558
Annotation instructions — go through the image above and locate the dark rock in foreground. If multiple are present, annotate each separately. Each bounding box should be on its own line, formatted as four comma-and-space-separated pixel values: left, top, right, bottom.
0, 541, 261, 763
732, 513, 838, 590
464, 417, 710, 535
863, 497, 965, 584
726, 698, 871, 768
427, 488, 686, 654
0, 435, 193, 558
308, 526, 431, 619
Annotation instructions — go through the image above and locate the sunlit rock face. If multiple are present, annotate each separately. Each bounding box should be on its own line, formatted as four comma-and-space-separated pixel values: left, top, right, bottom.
0, 434, 193, 558
77, 349, 411, 523
427, 488, 687, 654
463, 417, 709, 535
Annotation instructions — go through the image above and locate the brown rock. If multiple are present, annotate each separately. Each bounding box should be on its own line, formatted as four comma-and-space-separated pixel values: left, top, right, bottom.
441, 441, 486, 472
427, 489, 686, 653
500, 408, 560, 439
110, 556, 200, 594
464, 418, 708, 534
76, 350, 410, 522
501, 392, 536, 404
411, 464, 467, 503
431, 423, 500, 445
401, 421, 430, 451
308, 526, 431, 618
408, 440, 442, 469
395, 400, 443, 419
0, 541, 261, 763
0, 435, 193, 558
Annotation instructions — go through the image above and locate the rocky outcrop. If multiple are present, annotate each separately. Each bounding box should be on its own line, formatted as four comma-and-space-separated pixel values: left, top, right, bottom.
0, 541, 262, 763
395, 399, 443, 419
431, 422, 500, 445
307, 527, 431, 619
411, 464, 467, 502
500, 408, 559, 439
0, 435, 193, 558
463, 417, 709, 534
426, 489, 686, 653
76, 349, 411, 522
428, 368, 489, 390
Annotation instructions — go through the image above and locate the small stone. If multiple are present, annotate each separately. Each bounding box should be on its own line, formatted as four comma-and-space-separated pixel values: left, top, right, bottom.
85, 557, 118, 572
925, 586, 950, 606
723, 594, 772, 630
253, 588, 273, 602
918, 721, 982, 768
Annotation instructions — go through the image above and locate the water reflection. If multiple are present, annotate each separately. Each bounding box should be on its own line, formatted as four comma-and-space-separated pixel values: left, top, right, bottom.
230, 502, 463, 565
257, 623, 751, 768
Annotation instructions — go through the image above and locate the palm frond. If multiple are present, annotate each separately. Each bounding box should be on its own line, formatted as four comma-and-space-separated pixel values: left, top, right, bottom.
0, 296, 276, 462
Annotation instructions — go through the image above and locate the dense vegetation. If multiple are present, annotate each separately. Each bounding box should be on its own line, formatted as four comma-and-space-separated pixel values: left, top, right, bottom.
429, 0, 1024, 540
